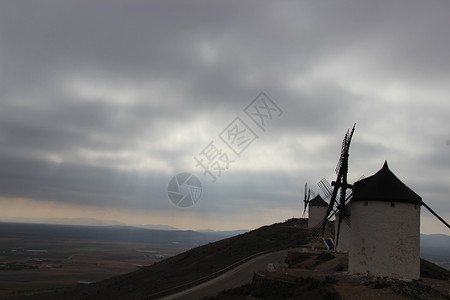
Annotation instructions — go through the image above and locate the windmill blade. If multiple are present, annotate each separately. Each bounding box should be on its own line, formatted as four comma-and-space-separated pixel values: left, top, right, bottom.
335, 215, 343, 249
312, 206, 338, 236
335, 202, 352, 250
334, 182, 351, 242
304, 188, 312, 216
344, 215, 351, 226
322, 182, 340, 234
304, 183, 307, 201
335, 152, 344, 175
348, 123, 356, 143
318, 178, 333, 200
422, 201, 450, 230
335, 125, 355, 232
313, 191, 351, 238
335, 157, 343, 175
345, 191, 353, 202
354, 174, 365, 183
335, 124, 355, 175
324, 124, 356, 243
335, 187, 351, 249
345, 189, 352, 200
303, 185, 317, 218
302, 183, 308, 217
336, 129, 350, 174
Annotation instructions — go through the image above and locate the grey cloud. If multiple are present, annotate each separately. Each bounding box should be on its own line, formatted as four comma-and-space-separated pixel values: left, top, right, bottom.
0, 0, 449, 231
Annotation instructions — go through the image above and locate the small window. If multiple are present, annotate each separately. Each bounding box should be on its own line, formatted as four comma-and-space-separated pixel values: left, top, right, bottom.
364, 202, 368, 206
390, 203, 395, 207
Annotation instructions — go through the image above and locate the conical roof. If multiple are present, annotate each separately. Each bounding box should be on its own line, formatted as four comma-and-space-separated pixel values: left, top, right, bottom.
309, 194, 328, 207
352, 161, 422, 205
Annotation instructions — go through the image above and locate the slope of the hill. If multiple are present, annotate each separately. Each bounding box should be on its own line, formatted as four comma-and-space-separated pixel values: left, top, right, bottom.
22, 219, 311, 300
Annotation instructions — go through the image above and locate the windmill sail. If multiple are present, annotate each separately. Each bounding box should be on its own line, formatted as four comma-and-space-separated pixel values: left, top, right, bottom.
318, 178, 333, 201
421, 201, 450, 230
321, 124, 356, 249
302, 183, 311, 217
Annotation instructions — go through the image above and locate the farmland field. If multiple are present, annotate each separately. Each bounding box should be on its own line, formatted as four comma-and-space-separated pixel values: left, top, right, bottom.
0, 223, 229, 298
0, 238, 187, 298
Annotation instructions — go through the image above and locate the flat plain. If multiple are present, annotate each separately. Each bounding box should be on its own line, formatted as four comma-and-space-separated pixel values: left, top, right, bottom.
0, 223, 219, 298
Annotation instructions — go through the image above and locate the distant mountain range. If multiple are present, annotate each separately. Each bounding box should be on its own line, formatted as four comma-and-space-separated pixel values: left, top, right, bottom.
137, 224, 180, 230
0, 217, 244, 232
0, 221, 247, 247
0, 217, 129, 227
420, 233, 450, 269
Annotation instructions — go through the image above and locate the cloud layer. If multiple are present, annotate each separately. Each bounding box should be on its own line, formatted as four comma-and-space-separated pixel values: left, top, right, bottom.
0, 0, 449, 232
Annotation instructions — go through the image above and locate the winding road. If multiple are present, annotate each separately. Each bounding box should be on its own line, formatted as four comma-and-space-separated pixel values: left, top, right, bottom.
160, 249, 289, 300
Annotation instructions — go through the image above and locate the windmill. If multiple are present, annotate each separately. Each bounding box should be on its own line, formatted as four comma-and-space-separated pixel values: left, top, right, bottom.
317, 174, 365, 226
348, 160, 449, 279
312, 124, 356, 249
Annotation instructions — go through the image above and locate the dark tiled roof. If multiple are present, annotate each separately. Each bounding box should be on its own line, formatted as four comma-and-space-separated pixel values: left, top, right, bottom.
352, 161, 422, 205
309, 194, 328, 207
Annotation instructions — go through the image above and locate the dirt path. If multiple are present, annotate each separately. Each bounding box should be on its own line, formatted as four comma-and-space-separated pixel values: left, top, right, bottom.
160, 249, 289, 300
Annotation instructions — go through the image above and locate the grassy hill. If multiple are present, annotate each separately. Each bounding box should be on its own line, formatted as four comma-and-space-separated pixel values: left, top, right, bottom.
23, 219, 311, 299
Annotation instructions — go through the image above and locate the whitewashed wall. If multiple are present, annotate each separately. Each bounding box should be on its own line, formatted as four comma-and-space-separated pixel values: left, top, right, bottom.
335, 219, 350, 252
308, 206, 328, 228
349, 201, 420, 279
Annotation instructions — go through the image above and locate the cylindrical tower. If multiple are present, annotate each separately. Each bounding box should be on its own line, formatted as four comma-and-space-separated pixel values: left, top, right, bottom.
308, 194, 328, 229
349, 161, 422, 279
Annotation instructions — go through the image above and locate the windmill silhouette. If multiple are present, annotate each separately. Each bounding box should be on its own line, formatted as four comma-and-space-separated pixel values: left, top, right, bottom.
302, 183, 311, 217
313, 123, 449, 252
312, 124, 356, 249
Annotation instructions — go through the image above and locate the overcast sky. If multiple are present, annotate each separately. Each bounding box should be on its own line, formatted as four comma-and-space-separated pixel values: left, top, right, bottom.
0, 0, 449, 234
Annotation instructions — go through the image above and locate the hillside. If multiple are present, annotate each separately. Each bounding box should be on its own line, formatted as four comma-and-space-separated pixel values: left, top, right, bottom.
21, 219, 311, 299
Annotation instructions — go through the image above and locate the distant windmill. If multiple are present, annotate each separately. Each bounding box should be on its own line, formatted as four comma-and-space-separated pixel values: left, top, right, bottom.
302, 183, 311, 217
312, 124, 356, 249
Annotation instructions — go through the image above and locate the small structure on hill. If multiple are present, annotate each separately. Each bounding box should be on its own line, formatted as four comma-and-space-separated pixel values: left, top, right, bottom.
308, 194, 328, 228
349, 161, 422, 280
